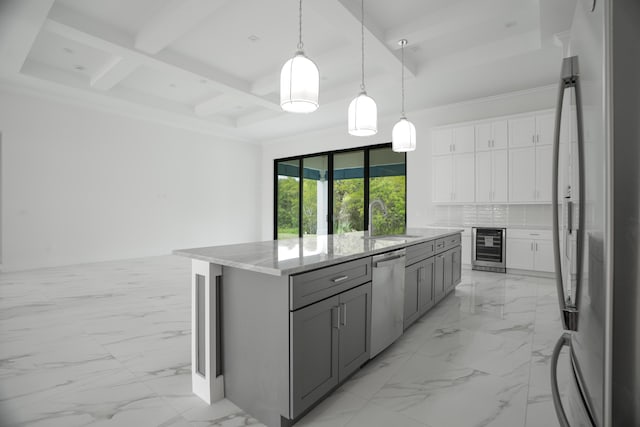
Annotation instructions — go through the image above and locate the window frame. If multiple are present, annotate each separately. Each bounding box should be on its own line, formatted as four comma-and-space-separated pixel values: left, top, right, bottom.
273, 143, 407, 239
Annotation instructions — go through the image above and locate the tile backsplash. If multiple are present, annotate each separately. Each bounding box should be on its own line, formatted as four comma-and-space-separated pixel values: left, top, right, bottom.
432, 204, 553, 228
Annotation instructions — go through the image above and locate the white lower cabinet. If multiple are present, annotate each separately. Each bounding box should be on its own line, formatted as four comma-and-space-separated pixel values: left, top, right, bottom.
506, 230, 554, 273
534, 239, 555, 272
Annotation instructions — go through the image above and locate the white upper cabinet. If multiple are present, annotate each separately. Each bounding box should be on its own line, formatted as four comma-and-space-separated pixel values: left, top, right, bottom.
452, 153, 475, 202
536, 113, 554, 146
509, 147, 537, 202
475, 151, 492, 202
452, 125, 475, 153
509, 143, 552, 203
432, 128, 453, 156
432, 125, 475, 204
535, 145, 553, 201
431, 109, 554, 205
475, 120, 507, 151
492, 149, 508, 202
509, 113, 555, 148
475, 149, 507, 203
508, 116, 536, 148
432, 151, 475, 204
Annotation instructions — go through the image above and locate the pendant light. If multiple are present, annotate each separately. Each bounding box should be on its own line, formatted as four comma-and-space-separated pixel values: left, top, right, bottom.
347, 0, 377, 136
392, 39, 416, 152
280, 0, 319, 113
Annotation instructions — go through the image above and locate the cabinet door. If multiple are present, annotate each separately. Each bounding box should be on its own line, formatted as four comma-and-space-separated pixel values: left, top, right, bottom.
509, 147, 536, 202
462, 233, 472, 266
432, 128, 453, 156
453, 153, 475, 202
505, 239, 534, 270
491, 120, 509, 150
338, 283, 371, 381
475, 151, 492, 203
475, 123, 492, 152
432, 155, 453, 202
451, 246, 462, 289
418, 258, 435, 315
533, 240, 555, 272
535, 145, 553, 202
453, 125, 475, 153
492, 149, 508, 203
443, 250, 454, 295
291, 295, 339, 418
508, 116, 536, 148
434, 254, 445, 302
535, 112, 555, 146
403, 262, 421, 329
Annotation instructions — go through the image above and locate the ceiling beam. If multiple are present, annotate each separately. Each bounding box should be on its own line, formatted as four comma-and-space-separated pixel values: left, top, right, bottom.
0, 0, 55, 76
45, 4, 280, 112
308, 0, 417, 77
90, 56, 140, 90
18, 59, 243, 138
194, 94, 236, 117
385, 0, 537, 48
135, 0, 231, 54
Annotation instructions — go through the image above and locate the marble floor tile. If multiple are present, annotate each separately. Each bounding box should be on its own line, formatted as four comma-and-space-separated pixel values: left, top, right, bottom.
0, 258, 566, 427
370, 353, 529, 427
296, 390, 368, 427
344, 402, 428, 427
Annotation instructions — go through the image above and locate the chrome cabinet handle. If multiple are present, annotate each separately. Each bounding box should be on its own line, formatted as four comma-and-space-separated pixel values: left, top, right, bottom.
340, 303, 347, 326
551, 333, 571, 427
332, 275, 349, 283
553, 56, 584, 332
332, 306, 340, 329
531, 242, 534, 251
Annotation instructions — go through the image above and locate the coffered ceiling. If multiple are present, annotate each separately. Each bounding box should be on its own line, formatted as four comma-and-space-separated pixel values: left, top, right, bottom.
0, 0, 576, 143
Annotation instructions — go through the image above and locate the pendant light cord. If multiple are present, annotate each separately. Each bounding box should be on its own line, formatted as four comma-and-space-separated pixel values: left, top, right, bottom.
298, 0, 303, 50
401, 40, 405, 116
360, 0, 365, 92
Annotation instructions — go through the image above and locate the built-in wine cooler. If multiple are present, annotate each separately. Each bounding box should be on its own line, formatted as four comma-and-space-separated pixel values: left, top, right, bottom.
471, 227, 506, 273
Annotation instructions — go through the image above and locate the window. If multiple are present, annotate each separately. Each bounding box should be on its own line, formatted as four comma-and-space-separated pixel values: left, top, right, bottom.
274, 144, 406, 239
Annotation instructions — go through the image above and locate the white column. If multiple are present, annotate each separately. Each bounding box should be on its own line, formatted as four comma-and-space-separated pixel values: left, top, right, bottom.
191, 260, 224, 404
316, 179, 329, 235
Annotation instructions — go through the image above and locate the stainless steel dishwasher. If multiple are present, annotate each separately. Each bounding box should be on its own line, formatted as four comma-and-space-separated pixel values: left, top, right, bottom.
370, 249, 406, 358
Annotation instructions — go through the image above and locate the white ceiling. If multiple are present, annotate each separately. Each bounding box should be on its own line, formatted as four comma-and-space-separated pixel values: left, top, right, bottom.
0, 0, 576, 144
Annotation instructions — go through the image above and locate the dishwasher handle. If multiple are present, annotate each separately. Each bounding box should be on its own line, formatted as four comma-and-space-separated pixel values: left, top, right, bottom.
373, 254, 406, 268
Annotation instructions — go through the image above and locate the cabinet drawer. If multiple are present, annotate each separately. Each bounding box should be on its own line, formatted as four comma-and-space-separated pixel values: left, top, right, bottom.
406, 240, 435, 266
290, 257, 371, 310
507, 229, 552, 240
436, 233, 461, 253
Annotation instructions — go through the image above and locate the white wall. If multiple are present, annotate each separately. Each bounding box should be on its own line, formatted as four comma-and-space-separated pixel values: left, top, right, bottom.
260, 85, 557, 240
0, 89, 261, 271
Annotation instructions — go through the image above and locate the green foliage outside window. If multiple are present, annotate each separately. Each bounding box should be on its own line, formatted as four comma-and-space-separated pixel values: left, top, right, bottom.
276, 146, 406, 239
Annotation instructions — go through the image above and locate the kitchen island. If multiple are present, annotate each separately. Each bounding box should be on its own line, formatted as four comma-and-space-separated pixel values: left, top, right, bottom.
174, 228, 462, 427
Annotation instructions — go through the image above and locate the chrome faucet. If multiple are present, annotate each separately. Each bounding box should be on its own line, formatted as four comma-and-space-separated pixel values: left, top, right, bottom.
368, 199, 388, 237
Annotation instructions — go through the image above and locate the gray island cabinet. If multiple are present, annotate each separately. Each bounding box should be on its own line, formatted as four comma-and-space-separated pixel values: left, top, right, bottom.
174, 228, 462, 427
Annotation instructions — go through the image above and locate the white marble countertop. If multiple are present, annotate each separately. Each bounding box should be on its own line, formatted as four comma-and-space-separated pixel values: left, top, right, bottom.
174, 227, 463, 276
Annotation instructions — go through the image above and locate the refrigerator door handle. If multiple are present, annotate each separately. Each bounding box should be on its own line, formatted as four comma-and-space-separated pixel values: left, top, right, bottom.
551, 333, 572, 427
553, 56, 583, 332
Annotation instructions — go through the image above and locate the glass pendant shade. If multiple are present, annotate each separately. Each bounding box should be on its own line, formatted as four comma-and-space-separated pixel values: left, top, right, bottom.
392, 117, 416, 152
348, 92, 377, 136
280, 51, 319, 113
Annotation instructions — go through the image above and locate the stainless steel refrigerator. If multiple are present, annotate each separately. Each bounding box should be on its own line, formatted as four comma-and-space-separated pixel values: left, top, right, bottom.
550, 0, 640, 426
